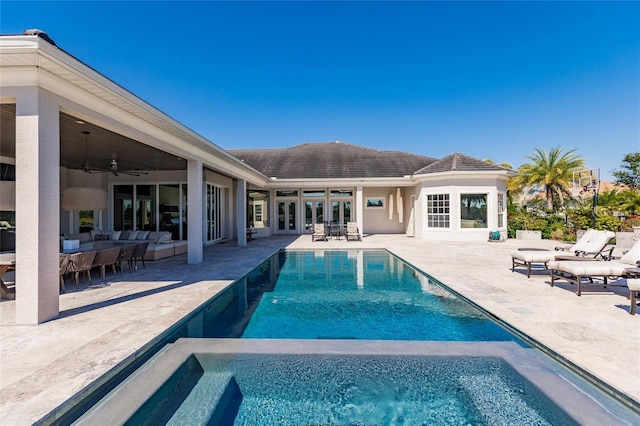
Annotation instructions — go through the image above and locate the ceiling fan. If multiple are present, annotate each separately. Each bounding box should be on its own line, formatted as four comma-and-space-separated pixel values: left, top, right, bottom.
79, 131, 148, 176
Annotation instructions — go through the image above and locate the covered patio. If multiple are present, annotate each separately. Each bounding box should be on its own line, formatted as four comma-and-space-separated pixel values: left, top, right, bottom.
0, 34, 266, 324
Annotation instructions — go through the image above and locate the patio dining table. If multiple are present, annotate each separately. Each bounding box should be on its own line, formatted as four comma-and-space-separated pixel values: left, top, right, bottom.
61, 240, 136, 254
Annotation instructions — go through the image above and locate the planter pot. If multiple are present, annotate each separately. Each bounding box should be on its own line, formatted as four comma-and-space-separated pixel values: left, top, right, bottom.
516, 230, 541, 240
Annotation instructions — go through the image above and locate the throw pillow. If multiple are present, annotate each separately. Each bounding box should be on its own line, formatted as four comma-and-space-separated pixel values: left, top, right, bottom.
136, 230, 150, 240
110, 230, 121, 241
120, 230, 130, 240
156, 233, 172, 244
127, 230, 139, 241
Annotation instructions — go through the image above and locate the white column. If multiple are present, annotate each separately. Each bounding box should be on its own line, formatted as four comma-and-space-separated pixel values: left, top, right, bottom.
236, 179, 247, 246
187, 159, 203, 264
356, 185, 364, 233
15, 88, 60, 324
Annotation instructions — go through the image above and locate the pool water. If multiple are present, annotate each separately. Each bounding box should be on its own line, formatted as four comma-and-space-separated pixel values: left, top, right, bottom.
67, 250, 640, 425
132, 354, 576, 426
208, 250, 521, 343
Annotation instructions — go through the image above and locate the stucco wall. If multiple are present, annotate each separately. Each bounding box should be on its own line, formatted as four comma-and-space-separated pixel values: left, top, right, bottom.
416, 176, 507, 242
362, 187, 406, 234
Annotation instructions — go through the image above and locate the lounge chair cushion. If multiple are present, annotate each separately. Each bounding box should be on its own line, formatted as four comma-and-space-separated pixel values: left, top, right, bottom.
511, 250, 555, 263
619, 240, 640, 265
547, 260, 630, 277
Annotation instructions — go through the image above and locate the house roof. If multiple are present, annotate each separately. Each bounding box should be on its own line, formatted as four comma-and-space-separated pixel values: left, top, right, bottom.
414, 152, 510, 175
228, 143, 509, 180
228, 142, 439, 179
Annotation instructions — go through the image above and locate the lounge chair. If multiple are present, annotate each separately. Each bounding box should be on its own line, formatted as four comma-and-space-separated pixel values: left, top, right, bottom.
311, 223, 327, 242
547, 240, 640, 296
345, 222, 361, 241
511, 229, 615, 278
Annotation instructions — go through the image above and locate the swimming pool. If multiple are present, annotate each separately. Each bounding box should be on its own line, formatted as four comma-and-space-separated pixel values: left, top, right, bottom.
65, 249, 639, 425
204, 250, 523, 342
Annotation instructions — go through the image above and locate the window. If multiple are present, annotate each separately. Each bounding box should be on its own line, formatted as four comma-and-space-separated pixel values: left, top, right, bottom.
426, 194, 449, 228
497, 193, 505, 228
365, 198, 385, 208
248, 190, 270, 228
460, 194, 487, 228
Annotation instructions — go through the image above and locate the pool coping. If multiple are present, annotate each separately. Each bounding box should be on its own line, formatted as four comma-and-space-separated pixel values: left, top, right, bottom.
77, 338, 637, 425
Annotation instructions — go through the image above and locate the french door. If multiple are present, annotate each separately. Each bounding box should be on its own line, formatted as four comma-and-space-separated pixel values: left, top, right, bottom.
304, 200, 324, 232
277, 201, 298, 234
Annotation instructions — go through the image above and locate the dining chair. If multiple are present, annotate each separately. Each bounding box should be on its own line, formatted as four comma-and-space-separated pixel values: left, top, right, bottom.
130, 242, 150, 271
91, 246, 122, 282
116, 245, 135, 273
59, 254, 70, 293
66, 250, 97, 289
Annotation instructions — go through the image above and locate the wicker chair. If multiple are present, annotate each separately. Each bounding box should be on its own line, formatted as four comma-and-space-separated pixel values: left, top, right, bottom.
91, 247, 122, 282
66, 250, 97, 289
116, 244, 135, 273
130, 242, 150, 271
59, 254, 70, 293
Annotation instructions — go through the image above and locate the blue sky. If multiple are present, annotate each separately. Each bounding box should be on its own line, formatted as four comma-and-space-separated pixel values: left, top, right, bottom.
2, 1, 639, 181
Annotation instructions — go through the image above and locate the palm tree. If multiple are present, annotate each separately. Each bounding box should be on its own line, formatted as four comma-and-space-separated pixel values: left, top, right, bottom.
618, 189, 640, 216
517, 147, 585, 210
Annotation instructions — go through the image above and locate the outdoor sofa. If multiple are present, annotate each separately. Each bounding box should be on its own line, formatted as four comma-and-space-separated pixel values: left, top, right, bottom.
62, 230, 187, 261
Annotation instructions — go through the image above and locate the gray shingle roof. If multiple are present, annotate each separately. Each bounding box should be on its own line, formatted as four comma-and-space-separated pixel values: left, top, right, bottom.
414, 153, 509, 174
228, 142, 439, 179
227, 144, 506, 179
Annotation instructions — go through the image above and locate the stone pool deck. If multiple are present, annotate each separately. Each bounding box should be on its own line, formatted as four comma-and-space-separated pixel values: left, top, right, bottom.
0, 235, 638, 424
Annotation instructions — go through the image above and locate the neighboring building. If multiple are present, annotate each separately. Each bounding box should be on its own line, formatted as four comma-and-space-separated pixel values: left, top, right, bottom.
0, 31, 514, 323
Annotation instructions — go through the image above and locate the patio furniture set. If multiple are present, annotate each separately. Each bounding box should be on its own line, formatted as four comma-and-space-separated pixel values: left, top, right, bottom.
311, 222, 361, 242
59, 240, 149, 292
511, 229, 640, 314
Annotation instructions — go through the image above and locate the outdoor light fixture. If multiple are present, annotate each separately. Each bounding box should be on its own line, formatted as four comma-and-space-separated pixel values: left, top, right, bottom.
61, 131, 108, 211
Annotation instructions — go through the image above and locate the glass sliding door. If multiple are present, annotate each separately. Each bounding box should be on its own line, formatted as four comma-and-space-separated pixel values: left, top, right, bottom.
159, 184, 181, 240
135, 184, 156, 231
114, 185, 134, 230
206, 183, 223, 242
113, 183, 186, 239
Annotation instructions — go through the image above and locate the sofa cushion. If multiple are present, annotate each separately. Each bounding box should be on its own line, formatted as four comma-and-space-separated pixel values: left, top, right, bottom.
110, 230, 121, 241
126, 230, 139, 241
136, 230, 150, 240
156, 233, 172, 244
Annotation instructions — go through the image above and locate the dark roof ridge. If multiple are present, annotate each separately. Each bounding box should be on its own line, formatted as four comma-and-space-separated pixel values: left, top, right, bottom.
414, 152, 508, 175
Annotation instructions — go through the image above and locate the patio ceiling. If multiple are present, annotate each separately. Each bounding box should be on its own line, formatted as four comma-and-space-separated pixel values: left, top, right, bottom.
0, 105, 186, 173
